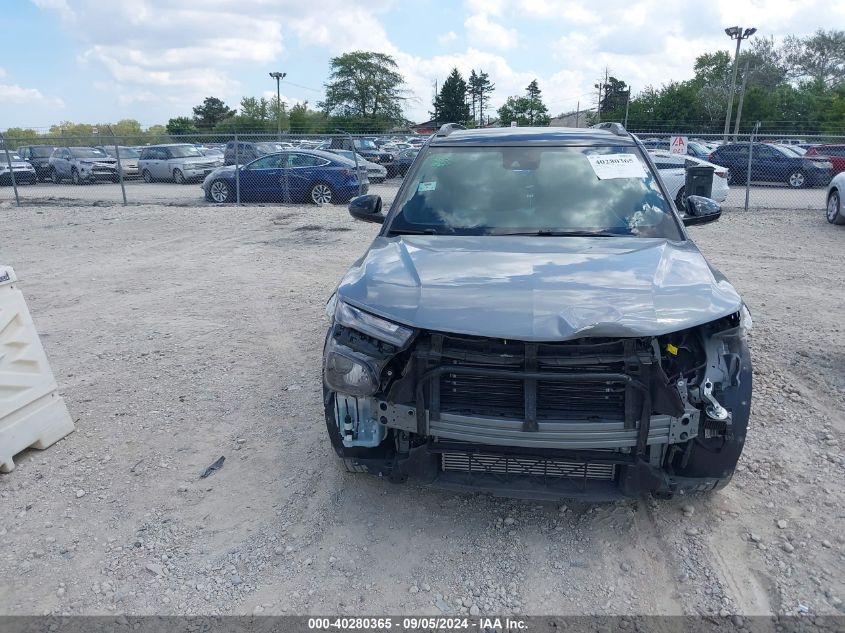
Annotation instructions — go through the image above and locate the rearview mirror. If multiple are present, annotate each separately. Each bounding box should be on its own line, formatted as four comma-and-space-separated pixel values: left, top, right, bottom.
348, 195, 385, 224
682, 195, 721, 226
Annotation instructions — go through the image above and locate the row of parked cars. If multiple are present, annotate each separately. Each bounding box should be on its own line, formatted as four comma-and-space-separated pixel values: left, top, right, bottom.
640, 137, 845, 189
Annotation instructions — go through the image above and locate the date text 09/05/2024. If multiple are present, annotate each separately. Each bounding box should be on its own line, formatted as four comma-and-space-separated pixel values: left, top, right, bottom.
307, 617, 528, 631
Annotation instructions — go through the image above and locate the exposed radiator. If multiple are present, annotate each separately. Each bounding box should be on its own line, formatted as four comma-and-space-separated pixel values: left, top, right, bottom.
440, 452, 616, 481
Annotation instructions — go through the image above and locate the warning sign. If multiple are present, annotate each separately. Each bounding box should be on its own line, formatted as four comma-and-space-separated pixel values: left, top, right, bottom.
670, 136, 688, 155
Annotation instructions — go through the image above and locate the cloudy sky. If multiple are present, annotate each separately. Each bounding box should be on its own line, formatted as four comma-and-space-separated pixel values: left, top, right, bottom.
1, 0, 842, 129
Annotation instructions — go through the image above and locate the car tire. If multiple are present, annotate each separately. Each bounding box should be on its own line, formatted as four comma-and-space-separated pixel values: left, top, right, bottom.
787, 170, 806, 189
675, 186, 686, 210
827, 189, 845, 225
173, 168, 185, 184
50, 168, 61, 184
208, 179, 233, 203
142, 169, 153, 183
71, 168, 82, 185
310, 182, 334, 205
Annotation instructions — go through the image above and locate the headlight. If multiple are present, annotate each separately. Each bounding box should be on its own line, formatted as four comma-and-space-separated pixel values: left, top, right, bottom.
740, 303, 753, 333
335, 301, 413, 347
324, 341, 379, 396
325, 293, 338, 318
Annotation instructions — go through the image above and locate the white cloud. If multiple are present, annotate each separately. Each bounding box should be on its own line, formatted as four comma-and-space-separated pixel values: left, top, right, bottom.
464, 13, 518, 50
0, 83, 65, 108
437, 31, 459, 46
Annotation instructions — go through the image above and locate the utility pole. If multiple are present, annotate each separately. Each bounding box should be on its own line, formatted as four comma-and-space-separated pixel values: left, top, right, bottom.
574, 101, 580, 128
722, 26, 756, 142
269, 71, 286, 140
733, 61, 751, 139
595, 82, 603, 123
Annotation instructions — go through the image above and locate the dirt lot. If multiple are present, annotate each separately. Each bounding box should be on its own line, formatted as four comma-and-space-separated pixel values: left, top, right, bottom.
1, 200, 843, 619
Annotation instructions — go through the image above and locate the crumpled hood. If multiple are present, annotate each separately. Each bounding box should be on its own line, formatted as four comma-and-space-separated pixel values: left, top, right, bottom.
337, 235, 743, 341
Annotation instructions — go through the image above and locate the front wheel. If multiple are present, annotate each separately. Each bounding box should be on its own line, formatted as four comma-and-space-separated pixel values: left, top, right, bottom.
787, 171, 806, 189
827, 189, 845, 225
142, 169, 153, 183
71, 168, 82, 185
173, 168, 185, 184
208, 179, 232, 203
310, 182, 334, 205
50, 169, 61, 184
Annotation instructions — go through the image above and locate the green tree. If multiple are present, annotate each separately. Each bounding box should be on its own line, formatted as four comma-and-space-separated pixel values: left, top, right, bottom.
320, 51, 406, 124
2, 127, 40, 142
784, 29, 845, 86
432, 68, 470, 123
166, 116, 199, 136
499, 80, 550, 126
467, 69, 495, 126
600, 76, 629, 115
192, 96, 235, 129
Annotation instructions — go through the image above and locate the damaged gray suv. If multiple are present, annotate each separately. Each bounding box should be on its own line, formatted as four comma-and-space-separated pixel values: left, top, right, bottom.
323, 123, 752, 500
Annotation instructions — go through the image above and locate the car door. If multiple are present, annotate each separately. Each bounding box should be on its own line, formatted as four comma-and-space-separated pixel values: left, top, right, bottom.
751, 145, 783, 183
286, 153, 327, 201
56, 149, 71, 177
239, 154, 286, 200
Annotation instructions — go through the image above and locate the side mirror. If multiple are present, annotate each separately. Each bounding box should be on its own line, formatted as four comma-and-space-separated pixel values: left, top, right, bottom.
348, 194, 385, 224
682, 195, 721, 226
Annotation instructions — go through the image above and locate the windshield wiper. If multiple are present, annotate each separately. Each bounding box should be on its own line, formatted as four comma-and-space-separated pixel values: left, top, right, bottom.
492, 229, 630, 237
387, 228, 439, 235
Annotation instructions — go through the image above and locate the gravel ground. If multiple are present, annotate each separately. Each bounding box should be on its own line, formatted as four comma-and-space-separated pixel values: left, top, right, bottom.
0, 200, 843, 619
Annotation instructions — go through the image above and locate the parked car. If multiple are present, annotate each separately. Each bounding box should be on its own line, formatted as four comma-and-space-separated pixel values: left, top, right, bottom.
806, 145, 845, 175
223, 141, 290, 165
826, 171, 845, 225
201, 150, 367, 204
16, 145, 57, 181
708, 142, 832, 188
138, 144, 222, 184
391, 147, 419, 177
648, 150, 729, 207
328, 137, 395, 174
640, 138, 712, 159
321, 123, 752, 500
96, 145, 141, 179
325, 149, 387, 183
0, 149, 38, 185
49, 147, 119, 184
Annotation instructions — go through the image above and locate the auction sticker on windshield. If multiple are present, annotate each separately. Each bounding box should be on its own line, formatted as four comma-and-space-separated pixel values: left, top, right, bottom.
587, 153, 646, 179
417, 181, 437, 192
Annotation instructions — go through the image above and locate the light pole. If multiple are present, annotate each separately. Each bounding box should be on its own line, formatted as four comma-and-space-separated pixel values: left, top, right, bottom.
722, 26, 756, 142
269, 71, 286, 140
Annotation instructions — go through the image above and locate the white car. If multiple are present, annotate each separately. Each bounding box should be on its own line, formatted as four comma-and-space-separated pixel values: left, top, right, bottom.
826, 171, 845, 225
648, 150, 730, 207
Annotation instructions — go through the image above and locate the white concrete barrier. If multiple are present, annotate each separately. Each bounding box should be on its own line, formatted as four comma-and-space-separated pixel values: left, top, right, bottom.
0, 266, 74, 472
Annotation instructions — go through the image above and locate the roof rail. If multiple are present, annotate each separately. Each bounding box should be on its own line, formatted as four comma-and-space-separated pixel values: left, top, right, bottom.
590, 122, 628, 137
436, 123, 467, 137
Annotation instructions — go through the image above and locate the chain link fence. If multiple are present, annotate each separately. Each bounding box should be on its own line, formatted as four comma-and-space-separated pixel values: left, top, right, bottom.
2, 129, 842, 212
0, 131, 412, 210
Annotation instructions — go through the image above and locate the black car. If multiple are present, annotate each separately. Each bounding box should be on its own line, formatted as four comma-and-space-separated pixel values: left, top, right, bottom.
392, 147, 419, 177
16, 145, 57, 181
328, 137, 395, 175
709, 142, 833, 188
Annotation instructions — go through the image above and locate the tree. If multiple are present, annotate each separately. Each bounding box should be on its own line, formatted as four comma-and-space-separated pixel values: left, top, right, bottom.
192, 97, 235, 129
319, 51, 406, 125
166, 116, 199, 136
784, 29, 845, 87
600, 76, 629, 114
467, 69, 495, 126
498, 80, 551, 126
432, 68, 470, 123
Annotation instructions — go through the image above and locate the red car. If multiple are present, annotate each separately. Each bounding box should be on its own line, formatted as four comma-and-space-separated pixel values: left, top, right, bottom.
806, 145, 845, 174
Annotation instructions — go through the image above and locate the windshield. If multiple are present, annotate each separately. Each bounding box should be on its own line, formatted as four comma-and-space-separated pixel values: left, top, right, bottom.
256, 142, 284, 153
387, 146, 682, 239
70, 148, 109, 158
31, 147, 54, 157
3, 151, 22, 160
168, 145, 202, 158
104, 146, 140, 158
354, 139, 377, 150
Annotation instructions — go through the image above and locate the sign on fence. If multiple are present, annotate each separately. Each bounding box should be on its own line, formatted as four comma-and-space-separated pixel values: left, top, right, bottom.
670, 136, 688, 154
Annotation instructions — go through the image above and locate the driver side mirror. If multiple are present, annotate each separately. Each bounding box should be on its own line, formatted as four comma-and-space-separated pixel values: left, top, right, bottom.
348, 194, 385, 224
681, 195, 721, 226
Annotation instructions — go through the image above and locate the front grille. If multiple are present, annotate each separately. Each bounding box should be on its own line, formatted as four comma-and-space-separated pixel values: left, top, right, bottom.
441, 452, 616, 481
436, 337, 637, 421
